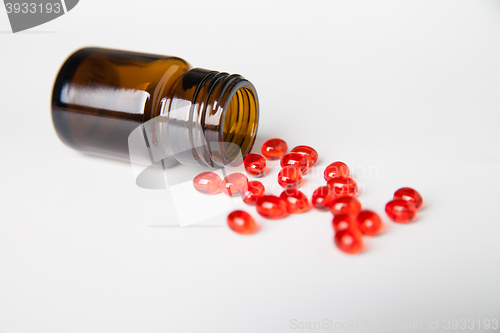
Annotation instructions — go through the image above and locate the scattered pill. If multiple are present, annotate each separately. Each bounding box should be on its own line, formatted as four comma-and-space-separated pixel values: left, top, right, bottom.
280, 152, 309, 173
332, 213, 359, 232
327, 176, 358, 197
356, 210, 382, 236
311, 186, 336, 210
277, 166, 303, 189
385, 199, 417, 223
261, 138, 288, 160
242, 181, 266, 205
329, 196, 362, 216
256, 195, 289, 219
193, 172, 222, 194
244, 153, 266, 177
334, 229, 363, 255
227, 210, 259, 235
280, 189, 311, 213
324, 161, 350, 181
291, 145, 318, 166
393, 187, 423, 210
222, 173, 248, 197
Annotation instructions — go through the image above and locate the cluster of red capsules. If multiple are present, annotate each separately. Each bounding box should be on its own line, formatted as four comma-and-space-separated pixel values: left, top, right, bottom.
192, 138, 423, 255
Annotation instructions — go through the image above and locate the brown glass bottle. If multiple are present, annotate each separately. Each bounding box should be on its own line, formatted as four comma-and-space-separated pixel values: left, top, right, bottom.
52, 47, 259, 168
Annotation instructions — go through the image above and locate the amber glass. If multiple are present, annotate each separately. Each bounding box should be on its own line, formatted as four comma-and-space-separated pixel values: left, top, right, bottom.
52, 47, 259, 167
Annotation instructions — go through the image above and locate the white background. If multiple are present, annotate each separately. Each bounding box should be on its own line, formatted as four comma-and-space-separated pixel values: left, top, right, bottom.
1, 1, 500, 332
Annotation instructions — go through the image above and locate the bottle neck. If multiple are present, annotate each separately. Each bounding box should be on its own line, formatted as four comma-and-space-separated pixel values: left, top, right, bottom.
161, 68, 259, 168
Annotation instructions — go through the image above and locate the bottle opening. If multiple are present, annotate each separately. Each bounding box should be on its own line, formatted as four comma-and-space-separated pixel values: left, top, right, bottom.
166, 68, 259, 168
222, 86, 259, 163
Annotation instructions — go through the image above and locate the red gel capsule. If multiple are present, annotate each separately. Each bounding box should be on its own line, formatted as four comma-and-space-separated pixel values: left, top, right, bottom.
329, 196, 362, 216
327, 176, 358, 197
291, 145, 318, 166
356, 210, 382, 236
280, 152, 309, 173
256, 195, 289, 219
193, 172, 222, 194
277, 166, 302, 189
393, 187, 423, 210
334, 229, 363, 255
261, 138, 288, 160
324, 161, 350, 181
332, 214, 359, 232
279, 189, 311, 214
242, 181, 265, 205
244, 153, 266, 177
222, 173, 248, 197
311, 186, 335, 210
385, 199, 417, 223
227, 210, 259, 235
